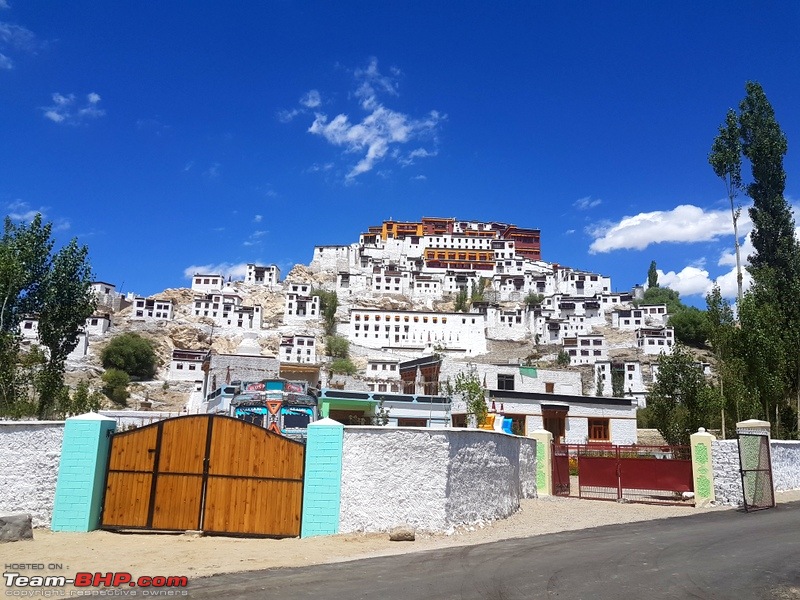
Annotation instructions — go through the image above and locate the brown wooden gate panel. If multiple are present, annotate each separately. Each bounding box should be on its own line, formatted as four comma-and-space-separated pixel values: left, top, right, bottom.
203, 417, 304, 536
101, 415, 305, 537
102, 425, 158, 527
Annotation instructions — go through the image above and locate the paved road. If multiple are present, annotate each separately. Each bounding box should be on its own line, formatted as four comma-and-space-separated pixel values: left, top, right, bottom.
188, 502, 800, 599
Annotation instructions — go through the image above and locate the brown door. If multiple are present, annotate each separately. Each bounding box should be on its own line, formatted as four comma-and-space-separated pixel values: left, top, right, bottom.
543, 409, 566, 443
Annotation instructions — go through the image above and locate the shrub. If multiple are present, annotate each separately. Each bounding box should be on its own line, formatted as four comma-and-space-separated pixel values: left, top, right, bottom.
329, 358, 357, 375
101, 333, 158, 379
102, 368, 130, 405
326, 335, 350, 359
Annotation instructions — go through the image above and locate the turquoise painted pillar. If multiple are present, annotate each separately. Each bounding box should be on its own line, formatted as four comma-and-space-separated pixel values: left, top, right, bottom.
301, 418, 344, 537
51, 413, 116, 532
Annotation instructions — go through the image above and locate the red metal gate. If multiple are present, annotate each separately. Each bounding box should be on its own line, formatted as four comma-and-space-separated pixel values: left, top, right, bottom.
574, 445, 693, 505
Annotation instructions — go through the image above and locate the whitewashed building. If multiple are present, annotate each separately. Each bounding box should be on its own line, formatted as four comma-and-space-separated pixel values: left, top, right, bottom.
280, 334, 317, 364
131, 297, 174, 321
284, 283, 320, 324
246, 263, 280, 286
85, 313, 111, 335
563, 334, 607, 365
193, 291, 262, 330
636, 327, 675, 355
348, 308, 487, 356
191, 274, 225, 293
169, 349, 207, 382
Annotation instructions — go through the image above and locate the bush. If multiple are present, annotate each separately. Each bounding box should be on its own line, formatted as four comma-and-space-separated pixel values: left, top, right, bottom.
101, 333, 158, 379
102, 368, 130, 405
556, 350, 571, 366
329, 358, 357, 375
326, 335, 350, 359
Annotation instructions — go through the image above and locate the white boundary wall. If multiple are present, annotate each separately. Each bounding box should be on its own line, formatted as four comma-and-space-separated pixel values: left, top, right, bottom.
712, 439, 800, 506
0, 421, 65, 527
339, 427, 536, 533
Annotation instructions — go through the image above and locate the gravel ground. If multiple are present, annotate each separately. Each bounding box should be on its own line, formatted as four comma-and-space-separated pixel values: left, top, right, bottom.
8, 490, 800, 583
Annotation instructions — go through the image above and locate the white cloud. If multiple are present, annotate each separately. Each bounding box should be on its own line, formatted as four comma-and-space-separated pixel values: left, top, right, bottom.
7, 199, 44, 222
253, 214, 263, 223
0, 1, 10, 10
0, 22, 37, 51
41, 92, 106, 125
588, 204, 749, 253
0, 52, 12, 69
656, 266, 714, 297
574, 196, 602, 210
302, 58, 443, 181
183, 262, 249, 281
300, 90, 321, 108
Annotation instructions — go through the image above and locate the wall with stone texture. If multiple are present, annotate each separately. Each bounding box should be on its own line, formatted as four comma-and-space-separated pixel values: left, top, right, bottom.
0, 422, 64, 527
711, 439, 740, 505
712, 439, 800, 506
339, 427, 536, 533
768, 441, 800, 492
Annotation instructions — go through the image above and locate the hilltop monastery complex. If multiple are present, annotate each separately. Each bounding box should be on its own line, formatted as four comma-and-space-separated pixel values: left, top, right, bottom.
38, 217, 684, 445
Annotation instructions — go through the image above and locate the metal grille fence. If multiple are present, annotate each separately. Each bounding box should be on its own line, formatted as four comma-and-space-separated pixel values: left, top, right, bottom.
738, 433, 775, 512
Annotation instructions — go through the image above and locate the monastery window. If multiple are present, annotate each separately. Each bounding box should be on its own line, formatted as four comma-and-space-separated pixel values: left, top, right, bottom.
404, 316, 409, 322
545, 382, 555, 393
188, 364, 196, 371
414, 317, 419, 322
136, 311, 143, 317
423, 317, 428, 323
204, 279, 210, 284
594, 350, 602, 356
376, 315, 381, 321
497, 374, 515, 391
176, 363, 184, 370
594, 340, 603, 346
364, 315, 370, 320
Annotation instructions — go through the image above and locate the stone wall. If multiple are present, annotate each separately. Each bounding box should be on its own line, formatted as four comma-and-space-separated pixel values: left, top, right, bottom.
0, 421, 64, 527
712, 438, 800, 506
339, 427, 536, 533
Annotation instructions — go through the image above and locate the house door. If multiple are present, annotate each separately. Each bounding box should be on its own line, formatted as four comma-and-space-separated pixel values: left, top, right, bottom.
543, 409, 566, 443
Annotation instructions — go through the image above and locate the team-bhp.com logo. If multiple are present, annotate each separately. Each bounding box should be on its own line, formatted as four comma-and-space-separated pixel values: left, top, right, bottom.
3, 569, 189, 597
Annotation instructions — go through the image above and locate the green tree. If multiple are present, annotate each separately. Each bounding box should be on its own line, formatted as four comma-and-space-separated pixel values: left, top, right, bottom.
611, 367, 625, 397
325, 335, 349, 359
646, 344, 721, 446
641, 285, 682, 314
453, 287, 469, 312
101, 368, 130, 405
101, 333, 158, 379
556, 350, 570, 367
709, 109, 745, 305
312, 289, 339, 336
329, 358, 357, 375
524, 292, 544, 307
449, 371, 488, 427
647, 261, 659, 289
667, 306, 707, 348
737, 81, 800, 436
0, 214, 95, 418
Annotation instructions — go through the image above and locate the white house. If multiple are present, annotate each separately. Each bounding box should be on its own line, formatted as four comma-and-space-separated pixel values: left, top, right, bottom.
191, 274, 225, 293
636, 327, 675, 355
169, 349, 208, 382
246, 263, 280, 286
280, 334, 317, 364
131, 297, 174, 321
563, 333, 607, 365
284, 283, 320, 324
193, 292, 262, 330
85, 313, 111, 335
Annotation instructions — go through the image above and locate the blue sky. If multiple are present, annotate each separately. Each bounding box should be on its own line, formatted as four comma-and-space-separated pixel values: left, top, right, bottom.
2, 2, 800, 306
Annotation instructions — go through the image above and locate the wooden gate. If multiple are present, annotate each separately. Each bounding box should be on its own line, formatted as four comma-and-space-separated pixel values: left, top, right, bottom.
100, 415, 305, 537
